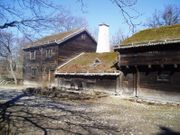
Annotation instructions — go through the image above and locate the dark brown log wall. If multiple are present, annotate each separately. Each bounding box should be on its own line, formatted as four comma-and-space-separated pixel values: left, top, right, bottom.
23, 32, 97, 85
56, 75, 118, 94
58, 31, 96, 64
120, 51, 180, 66
116, 43, 180, 102
137, 70, 180, 102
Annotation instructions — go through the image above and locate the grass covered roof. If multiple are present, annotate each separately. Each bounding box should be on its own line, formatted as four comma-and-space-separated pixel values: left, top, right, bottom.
121, 24, 180, 45
56, 52, 118, 73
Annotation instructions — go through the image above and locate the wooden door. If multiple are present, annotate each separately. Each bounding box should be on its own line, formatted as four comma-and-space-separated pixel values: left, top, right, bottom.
122, 73, 136, 96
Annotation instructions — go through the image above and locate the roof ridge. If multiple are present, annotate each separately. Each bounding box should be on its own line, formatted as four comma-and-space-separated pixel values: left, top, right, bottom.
55, 52, 85, 73
56, 27, 87, 44
23, 27, 97, 50
120, 24, 180, 46
140, 24, 180, 32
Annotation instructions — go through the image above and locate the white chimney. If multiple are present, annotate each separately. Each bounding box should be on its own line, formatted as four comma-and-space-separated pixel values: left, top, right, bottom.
96, 23, 111, 53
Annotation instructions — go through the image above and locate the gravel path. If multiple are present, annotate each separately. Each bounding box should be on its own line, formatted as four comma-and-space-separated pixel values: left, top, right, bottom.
0, 88, 180, 135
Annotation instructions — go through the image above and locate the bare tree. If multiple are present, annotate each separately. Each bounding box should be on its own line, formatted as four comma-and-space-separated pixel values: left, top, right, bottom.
0, 0, 88, 39
52, 11, 88, 32
110, 0, 140, 33
0, 0, 140, 36
146, 5, 180, 28
0, 31, 17, 84
77, 0, 139, 33
111, 29, 127, 46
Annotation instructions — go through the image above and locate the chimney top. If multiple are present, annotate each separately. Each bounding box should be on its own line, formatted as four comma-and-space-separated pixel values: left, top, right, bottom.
99, 23, 109, 27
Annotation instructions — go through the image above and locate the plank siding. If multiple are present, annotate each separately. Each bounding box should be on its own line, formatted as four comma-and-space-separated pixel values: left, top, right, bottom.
57, 75, 118, 93
120, 51, 180, 66
138, 71, 180, 102
116, 43, 180, 102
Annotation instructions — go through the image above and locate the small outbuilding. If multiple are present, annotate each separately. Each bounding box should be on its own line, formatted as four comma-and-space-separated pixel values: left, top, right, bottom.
114, 24, 180, 102
55, 52, 120, 94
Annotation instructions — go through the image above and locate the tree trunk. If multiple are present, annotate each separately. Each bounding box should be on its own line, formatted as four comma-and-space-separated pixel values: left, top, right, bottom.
8, 56, 17, 85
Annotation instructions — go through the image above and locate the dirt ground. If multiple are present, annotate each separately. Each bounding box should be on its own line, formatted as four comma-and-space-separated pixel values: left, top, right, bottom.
0, 88, 180, 135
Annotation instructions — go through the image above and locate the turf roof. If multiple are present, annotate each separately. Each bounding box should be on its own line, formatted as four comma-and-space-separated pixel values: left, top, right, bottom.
56, 52, 118, 73
121, 24, 180, 45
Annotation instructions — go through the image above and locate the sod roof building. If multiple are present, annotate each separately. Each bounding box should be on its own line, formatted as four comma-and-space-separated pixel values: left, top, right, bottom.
114, 24, 180, 102
55, 52, 120, 94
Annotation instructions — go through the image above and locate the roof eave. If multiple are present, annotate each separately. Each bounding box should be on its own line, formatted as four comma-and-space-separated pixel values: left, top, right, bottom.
114, 39, 180, 50
23, 42, 54, 50
54, 72, 120, 76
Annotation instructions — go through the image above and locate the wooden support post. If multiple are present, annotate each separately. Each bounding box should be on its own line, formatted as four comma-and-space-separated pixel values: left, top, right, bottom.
48, 69, 51, 83
134, 67, 139, 97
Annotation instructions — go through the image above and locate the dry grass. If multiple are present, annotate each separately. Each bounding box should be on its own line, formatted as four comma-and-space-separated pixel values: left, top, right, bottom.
122, 24, 180, 45
57, 52, 118, 73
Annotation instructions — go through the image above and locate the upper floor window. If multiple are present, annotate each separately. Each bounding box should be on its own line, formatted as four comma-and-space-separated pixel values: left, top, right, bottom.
31, 68, 37, 77
81, 34, 86, 40
46, 49, 53, 58
30, 50, 36, 60
157, 72, 170, 82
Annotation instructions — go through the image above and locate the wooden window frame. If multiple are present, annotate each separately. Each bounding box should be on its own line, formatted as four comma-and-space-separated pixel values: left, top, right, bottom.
157, 72, 170, 82
81, 34, 86, 40
31, 68, 37, 78
30, 50, 36, 60
45, 49, 53, 58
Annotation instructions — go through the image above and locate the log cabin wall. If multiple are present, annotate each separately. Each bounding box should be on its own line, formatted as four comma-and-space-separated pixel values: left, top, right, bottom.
23, 32, 97, 86
116, 43, 180, 102
56, 75, 118, 94
138, 69, 180, 102
58, 31, 97, 64
118, 43, 180, 66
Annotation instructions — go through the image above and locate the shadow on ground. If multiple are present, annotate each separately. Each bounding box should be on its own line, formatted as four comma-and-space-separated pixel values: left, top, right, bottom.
0, 89, 119, 135
156, 126, 180, 135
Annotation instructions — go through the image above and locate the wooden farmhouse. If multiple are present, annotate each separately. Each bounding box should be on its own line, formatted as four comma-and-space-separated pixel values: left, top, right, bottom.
114, 24, 180, 102
55, 52, 120, 94
23, 28, 97, 86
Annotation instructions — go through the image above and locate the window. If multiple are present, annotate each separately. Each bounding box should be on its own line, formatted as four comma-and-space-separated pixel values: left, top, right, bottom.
91, 58, 101, 67
46, 49, 53, 58
94, 58, 101, 64
157, 72, 170, 82
31, 68, 37, 77
81, 34, 86, 40
30, 51, 36, 60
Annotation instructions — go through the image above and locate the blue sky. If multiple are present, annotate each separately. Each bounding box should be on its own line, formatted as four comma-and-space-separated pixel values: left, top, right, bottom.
57, 0, 180, 36
3, 0, 180, 39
